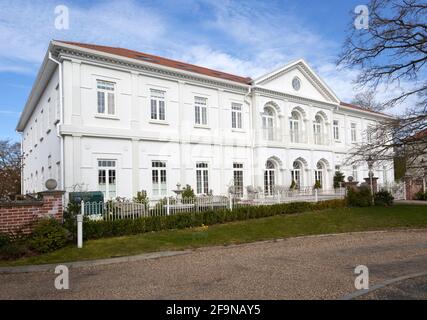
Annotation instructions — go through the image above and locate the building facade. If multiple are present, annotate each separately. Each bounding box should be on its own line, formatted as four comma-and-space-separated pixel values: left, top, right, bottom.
17, 41, 395, 200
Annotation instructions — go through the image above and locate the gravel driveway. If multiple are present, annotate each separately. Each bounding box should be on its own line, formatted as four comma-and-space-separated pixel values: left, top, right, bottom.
1, 229, 427, 299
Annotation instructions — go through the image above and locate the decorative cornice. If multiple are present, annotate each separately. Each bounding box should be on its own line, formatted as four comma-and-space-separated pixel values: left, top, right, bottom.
53, 46, 249, 94
253, 86, 337, 110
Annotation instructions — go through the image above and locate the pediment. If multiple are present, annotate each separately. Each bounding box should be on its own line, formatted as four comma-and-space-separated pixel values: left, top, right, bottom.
254, 59, 340, 104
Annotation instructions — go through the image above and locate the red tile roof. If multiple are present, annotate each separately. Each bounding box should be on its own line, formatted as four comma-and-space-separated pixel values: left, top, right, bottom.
339, 102, 391, 117
56, 41, 252, 85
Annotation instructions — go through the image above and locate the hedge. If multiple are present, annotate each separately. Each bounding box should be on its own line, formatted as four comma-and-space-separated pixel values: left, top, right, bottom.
83, 199, 346, 240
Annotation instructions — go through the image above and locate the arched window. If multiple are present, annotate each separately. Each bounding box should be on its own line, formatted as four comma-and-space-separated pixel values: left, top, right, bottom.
264, 160, 276, 195
315, 161, 324, 188
313, 114, 324, 145
290, 111, 301, 143
291, 161, 302, 189
262, 107, 275, 141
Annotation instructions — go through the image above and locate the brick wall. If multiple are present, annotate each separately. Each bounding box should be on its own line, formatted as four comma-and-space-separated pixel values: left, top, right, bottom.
404, 176, 424, 200
0, 191, 64, 234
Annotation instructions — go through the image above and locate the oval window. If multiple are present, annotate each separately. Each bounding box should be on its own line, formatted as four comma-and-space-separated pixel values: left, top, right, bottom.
292, 77, 301, 91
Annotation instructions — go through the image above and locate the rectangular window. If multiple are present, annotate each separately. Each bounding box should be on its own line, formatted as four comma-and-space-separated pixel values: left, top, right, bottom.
98, 160, 116, 199
195, 97, 207, 125
34, 119, 38, 145
367, 126, 373, 143
55, 84, 60, 123
233, 163, 244, 197
150, 89, 166, 121
383, 166, 387, 184
196, 162, 209, 194
352, 165, 358, 181
39, 110, 44, 140
333, 120, 339, 141
152, 161, 167, 196
231, 103, 243, 129
97, 80, 116, 115
351, 123, 357, 143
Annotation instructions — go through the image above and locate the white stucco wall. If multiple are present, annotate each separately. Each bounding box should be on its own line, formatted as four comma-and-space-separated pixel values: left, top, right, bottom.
22, 68, 61, 194
20, 48, 395, 200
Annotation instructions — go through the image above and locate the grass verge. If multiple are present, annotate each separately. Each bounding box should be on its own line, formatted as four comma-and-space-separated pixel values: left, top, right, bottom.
1, 205, 426, 267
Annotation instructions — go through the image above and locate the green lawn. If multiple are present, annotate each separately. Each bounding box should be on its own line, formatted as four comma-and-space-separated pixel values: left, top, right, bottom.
1, 205, 426, 267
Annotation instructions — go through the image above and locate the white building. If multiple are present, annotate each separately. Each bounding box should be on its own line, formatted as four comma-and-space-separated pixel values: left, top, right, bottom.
16, 40, 395, 200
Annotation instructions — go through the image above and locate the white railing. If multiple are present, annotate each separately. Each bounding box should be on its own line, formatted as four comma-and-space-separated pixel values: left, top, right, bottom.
244, 188, 345, 205
377, 182, 406, 200
81, 189, 345, 221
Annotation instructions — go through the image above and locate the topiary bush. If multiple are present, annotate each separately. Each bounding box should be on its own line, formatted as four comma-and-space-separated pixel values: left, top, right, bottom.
346, 186, 373, 207
28, 218, 68, 253
374, 190, 394, 206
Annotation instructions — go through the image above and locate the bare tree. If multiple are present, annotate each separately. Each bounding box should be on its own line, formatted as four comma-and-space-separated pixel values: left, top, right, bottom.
351, 90, 383, 111
0, 140, 22, 200
338, 0, 427, 167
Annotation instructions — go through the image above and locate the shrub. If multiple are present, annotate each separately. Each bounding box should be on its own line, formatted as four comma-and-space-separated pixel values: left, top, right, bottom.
346, 186, 372, 207
133, 190, 149, 206
0, 242, 29, 260
374, 190, 394, 206
313, 180, 322, 189
182, 185, 196, 199
28, 218, 68, 253
63, 202, 81, 239
415, 191, 427, 201
0, 232, 10, 249
0, 230, 31, 260
83, 199, 346, 240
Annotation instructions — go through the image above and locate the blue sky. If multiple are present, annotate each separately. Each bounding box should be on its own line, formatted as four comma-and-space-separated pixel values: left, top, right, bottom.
0, 0, 395, 141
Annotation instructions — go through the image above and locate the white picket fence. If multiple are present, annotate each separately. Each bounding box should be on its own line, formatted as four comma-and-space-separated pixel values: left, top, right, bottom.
81, 188, 346, 221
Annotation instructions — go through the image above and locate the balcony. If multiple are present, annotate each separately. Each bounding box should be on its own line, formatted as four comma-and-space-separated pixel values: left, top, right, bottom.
262, 128, 281, 142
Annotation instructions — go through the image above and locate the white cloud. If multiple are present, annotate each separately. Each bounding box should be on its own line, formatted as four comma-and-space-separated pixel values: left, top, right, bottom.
0, 0, 417, 116
0, 0, 166, 71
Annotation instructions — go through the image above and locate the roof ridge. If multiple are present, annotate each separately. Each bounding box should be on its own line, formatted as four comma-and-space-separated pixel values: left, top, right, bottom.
55, 40, 252, 85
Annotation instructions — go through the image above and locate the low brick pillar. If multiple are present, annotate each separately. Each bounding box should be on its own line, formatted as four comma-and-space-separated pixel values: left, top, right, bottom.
404, 175, 414, 200
364, 177, 379, 192
343, 181, 359, 190
0, 191, 65, 234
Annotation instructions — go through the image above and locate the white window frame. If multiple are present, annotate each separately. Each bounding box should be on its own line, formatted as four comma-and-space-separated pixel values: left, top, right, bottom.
333, 120, 340, 141
150, 89, 166, 121
315, 162, 323, 188
352, 165, 358, 181
264, 160, 276, 195
313, 116, 323, 145
97, 80, 116, 116
233, 163, 244, 197
262, 107, 275, 141
231, 103, 243, 129
98, 159, 117, 200
291, 161, 302, 189
196, 162, 209, 194
290, 111, 301, 143
195, 96, 208, 126
151, 161, 167, 197
351, 123, 357, 143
